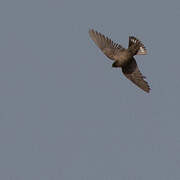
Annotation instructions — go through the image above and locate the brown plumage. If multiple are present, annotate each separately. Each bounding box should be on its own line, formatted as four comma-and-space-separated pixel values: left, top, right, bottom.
89, 29, 150, 93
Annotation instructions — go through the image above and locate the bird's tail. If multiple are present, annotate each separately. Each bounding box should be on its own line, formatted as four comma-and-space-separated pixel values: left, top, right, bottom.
128, 36, 147, 55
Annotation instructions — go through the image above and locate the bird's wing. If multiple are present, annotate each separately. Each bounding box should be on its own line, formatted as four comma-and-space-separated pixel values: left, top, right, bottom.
128, 36, 147, 55
122, 57, 150, 93
89, 29, 125, 60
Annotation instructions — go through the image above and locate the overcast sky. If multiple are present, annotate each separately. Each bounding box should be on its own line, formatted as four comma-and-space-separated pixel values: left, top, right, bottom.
0, 0, 180, 179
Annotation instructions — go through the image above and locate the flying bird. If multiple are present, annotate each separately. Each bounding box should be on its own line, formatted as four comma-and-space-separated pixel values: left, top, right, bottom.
89, 29, 151, 93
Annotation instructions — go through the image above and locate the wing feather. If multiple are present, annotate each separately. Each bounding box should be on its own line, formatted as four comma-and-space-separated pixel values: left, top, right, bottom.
89, 29, 125, 60
122, 58, 150, 93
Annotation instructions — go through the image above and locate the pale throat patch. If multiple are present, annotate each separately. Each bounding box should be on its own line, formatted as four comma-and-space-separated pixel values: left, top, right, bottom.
131, 39, 137, 43
140, 46, 145, 52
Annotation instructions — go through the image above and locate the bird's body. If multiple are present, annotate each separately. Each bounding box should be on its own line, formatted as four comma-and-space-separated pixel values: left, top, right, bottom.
113, 50, 131, 66
89, 29, 151, 93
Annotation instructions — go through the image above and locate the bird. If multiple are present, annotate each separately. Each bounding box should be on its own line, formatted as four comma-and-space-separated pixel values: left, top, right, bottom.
89, 29, 151, 93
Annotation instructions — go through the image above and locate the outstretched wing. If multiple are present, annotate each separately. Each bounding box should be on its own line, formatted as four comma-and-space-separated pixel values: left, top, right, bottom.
122, 57, 150, 93
89, 29, 125, 60
129, 36, 147, 55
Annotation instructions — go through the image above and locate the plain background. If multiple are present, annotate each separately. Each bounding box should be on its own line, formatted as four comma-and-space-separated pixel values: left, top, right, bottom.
0, 0, 180, 179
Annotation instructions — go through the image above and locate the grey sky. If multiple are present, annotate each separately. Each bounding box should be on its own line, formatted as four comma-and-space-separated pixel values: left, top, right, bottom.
0, 0, 180, 179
